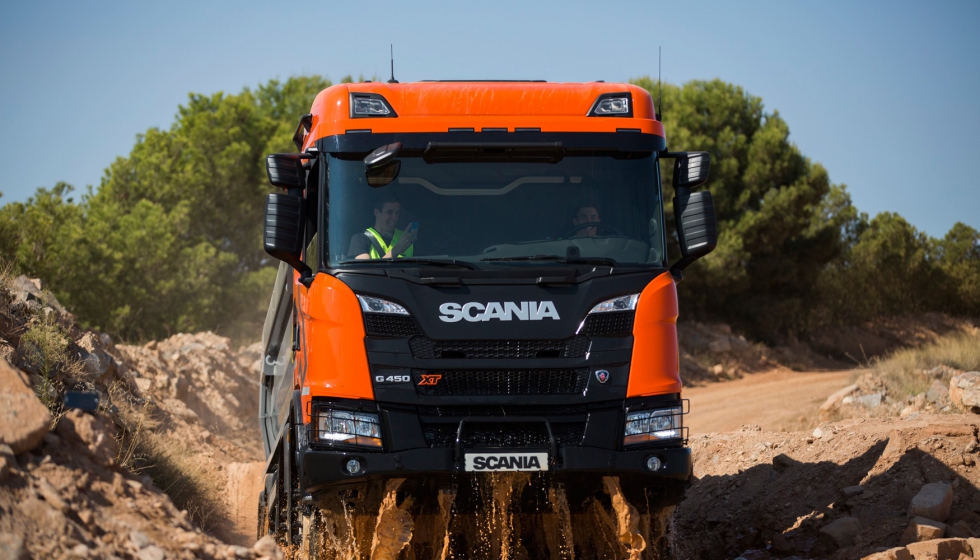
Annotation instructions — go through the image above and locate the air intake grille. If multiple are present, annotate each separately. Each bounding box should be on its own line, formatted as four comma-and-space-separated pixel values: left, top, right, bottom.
421, 421, 586, 447
409, 336, 590, 359
413, 368, 588, 396
581, 311, 634, 336
364, 314, 421, 337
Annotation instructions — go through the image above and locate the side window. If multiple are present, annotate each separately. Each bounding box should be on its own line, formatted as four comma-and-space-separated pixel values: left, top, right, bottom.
304, 233, 318, 270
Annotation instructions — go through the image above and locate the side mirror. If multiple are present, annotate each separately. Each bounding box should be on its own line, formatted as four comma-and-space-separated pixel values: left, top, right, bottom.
263, 194, 312, 280
266, 154, 306, 190
671, 190, 718, 278
661, 150, 716, 279
365, 142, 402, 187
672, 151, 710, 190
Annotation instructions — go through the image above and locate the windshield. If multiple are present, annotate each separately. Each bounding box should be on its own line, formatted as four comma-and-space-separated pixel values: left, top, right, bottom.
326, 152, 665, 268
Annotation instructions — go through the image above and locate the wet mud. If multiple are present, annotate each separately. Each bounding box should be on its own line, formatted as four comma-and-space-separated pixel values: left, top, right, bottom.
298, 475, 670, 560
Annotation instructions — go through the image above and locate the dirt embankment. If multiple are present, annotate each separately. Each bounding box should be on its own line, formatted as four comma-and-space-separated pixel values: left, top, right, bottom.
675, 414, 980, 560
0, 276, 272, 559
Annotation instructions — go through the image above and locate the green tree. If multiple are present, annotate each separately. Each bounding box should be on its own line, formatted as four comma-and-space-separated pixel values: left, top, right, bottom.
937, 222, 980, 315
1, 76, 331, 341
632, 78, 855, 339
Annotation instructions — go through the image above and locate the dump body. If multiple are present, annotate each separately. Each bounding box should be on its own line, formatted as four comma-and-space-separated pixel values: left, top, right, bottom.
258, 82, 703, 543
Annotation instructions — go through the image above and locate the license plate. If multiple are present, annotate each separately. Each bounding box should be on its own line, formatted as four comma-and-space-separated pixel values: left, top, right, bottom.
464, 452, 549, 472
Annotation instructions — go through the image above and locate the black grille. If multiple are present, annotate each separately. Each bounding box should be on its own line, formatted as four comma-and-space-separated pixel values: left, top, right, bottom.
582, 311, 634, 336
417, 404, 588, 417
364, 314, 421, 337
413, 368, 588, 396
409, 336, 590, 359
421, 421, 586, 447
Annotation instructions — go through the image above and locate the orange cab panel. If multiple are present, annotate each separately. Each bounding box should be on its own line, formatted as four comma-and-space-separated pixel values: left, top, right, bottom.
302, 82, 663, 149
297, 273, 373, 422
627, 272, 682, 397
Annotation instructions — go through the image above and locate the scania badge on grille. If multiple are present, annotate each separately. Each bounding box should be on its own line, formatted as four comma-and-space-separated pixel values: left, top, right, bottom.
595, 369, 610, 384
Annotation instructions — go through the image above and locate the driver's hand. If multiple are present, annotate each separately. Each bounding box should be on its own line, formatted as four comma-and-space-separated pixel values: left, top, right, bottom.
394, 231, 417, 255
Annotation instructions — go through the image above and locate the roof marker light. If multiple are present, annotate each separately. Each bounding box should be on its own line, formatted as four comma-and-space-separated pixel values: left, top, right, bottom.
588, 92, 633, 118
595, 98, 629, 114
350, 93, 397, 118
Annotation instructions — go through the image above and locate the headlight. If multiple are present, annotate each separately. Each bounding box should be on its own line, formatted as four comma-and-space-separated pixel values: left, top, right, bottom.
357, 295, 409, 315
624, 406, 683, 446
313, 409, 382, 448
589, 294, 639, 314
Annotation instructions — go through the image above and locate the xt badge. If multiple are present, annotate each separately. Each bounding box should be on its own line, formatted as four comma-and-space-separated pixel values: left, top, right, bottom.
595, 369, 610, 384
417, 374, 442, 386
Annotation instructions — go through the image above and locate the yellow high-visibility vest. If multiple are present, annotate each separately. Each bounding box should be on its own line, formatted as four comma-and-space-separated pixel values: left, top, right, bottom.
365, 227, 414, 259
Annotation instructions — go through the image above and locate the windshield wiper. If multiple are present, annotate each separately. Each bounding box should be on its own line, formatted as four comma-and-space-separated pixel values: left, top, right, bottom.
338, 258, 479, 270
481, 255, 617, 266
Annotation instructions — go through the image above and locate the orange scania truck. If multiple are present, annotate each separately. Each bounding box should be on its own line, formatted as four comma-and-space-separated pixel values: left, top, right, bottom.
257, 80, 717, 548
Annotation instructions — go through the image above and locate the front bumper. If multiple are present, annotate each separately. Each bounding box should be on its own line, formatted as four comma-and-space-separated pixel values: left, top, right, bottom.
300, 444, 691, 489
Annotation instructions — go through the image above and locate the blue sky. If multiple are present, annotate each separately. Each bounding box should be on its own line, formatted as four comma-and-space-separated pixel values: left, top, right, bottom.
1, 1, 977, 237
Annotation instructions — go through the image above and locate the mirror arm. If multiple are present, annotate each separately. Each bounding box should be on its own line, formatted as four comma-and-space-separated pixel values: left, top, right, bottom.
298, 269, 315, 289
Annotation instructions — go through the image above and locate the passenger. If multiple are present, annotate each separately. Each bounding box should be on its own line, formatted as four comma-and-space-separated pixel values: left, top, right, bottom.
571, 203, 601, 237
349, 196, 417, 259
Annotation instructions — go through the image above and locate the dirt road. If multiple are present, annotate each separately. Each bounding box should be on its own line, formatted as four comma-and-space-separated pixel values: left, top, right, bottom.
684, 368, 854, 435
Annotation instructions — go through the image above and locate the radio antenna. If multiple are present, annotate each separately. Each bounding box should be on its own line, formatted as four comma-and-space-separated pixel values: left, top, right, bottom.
387, 44, 399, 84
657, 46, 663, 121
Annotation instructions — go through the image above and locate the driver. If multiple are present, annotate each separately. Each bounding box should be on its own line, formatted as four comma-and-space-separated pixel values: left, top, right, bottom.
349, 196, 417, 259
571, 203, 601, 237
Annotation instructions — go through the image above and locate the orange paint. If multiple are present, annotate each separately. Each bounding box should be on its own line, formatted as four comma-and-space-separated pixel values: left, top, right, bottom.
302, 82, 663, 150
626, 272, 682, 397
296, 273, 373, 423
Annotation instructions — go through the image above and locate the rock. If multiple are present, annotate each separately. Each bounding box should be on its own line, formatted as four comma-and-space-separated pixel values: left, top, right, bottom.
10, 276, 67, 314
857, 392, 885, 408
225, 544, 255, 558
901, 516, 946, 545
909, 483, 954, 522
708, 338, 732, 353
56, 410, 118, 464
927, 380, 951, 405
820, 384, 859, 413
950, 372, 980, 412
0, 358, 51, 454
0, 444, 14, 482
35, 478, 69, 513
820, 516, 862, 548
137, 546, 165, 560
862, 548, 913, 560
905, 538, 972, 560
946, 520, 975, 538
130, 531, 151, 549
843, 485, 866, 497
253, 535, 283, 560
0, 532, 27, 560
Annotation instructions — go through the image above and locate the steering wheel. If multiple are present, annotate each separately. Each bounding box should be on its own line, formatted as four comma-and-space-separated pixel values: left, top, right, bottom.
562, 222, 623, 239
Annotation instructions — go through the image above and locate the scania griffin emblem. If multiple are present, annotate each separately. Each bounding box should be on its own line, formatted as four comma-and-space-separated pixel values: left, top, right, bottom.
595, 369, 610, 384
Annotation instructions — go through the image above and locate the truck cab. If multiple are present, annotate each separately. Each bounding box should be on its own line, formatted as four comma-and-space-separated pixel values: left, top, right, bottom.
257, 81, 717, 548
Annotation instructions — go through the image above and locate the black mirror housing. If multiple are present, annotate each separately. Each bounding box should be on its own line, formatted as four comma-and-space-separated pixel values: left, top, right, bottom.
365, 142, 401, 170
266, 154, 306, 190
672, 151, 710, 190
671, 190, 718, 278
263, 193, 312, 278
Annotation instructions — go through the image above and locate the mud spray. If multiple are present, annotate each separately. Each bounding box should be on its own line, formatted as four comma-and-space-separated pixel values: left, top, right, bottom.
300, 475, 669, 559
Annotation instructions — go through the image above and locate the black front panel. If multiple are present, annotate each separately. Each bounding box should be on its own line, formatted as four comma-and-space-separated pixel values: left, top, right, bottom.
332, 270, 674, 456
408, 336, 590, 360
412, 367, 589, 396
